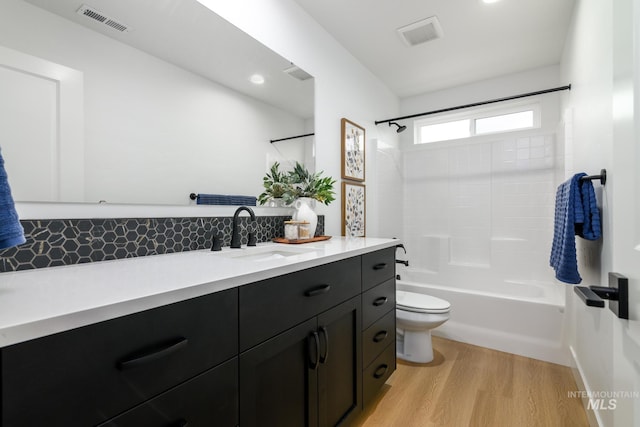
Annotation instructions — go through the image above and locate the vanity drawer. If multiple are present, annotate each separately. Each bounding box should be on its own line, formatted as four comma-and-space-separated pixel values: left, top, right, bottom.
362, 277, 396, 329
363, 342, 396, 406
1, 288, 238, 427
363, 310, 396, 368
98, 358, 239, 427
362, 247, 396, 291
240, 257, 361, 351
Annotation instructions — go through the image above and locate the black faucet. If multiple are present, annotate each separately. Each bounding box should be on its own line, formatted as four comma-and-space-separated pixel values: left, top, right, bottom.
230, 206, 257, 249
395, 242, 408, 266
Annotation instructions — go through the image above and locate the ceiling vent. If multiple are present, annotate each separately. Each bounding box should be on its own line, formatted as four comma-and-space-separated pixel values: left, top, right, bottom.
397, 16, 443, 47
283, 64, 313, 81
76, 4, 130, 32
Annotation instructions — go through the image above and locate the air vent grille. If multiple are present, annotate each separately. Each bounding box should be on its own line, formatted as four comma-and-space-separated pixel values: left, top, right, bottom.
283, 64, 313, 81
77, 4, 130, 32
397, 16, 443, 47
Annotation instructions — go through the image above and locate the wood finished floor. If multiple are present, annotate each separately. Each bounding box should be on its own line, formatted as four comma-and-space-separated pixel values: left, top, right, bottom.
353, 337, 589, 427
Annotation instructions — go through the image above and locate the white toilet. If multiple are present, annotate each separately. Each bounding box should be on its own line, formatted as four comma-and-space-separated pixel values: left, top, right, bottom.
396, 290, 451, 364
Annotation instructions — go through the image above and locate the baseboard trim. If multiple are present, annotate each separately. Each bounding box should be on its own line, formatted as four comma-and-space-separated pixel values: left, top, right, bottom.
569, 345, 602, 427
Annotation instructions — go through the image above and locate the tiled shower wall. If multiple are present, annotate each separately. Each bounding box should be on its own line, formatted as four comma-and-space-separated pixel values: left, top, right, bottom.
0, 215, 324, 273
403, 132, 560, 284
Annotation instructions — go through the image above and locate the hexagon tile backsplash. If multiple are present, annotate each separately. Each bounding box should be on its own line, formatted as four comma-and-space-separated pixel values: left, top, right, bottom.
0, 215, 324, 273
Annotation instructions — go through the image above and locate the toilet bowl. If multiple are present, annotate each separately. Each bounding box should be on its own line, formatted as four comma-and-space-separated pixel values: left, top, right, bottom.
396, 290, 451, 364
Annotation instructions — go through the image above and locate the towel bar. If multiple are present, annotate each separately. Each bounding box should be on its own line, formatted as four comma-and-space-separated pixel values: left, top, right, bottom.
574, 272, 628, 319
579, 169, 606, 185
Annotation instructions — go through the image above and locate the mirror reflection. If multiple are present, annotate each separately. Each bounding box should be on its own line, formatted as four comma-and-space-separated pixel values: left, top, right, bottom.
0, 0, 314, 205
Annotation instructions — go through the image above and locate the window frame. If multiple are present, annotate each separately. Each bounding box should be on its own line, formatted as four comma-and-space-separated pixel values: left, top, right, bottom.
413, 100, 542, 145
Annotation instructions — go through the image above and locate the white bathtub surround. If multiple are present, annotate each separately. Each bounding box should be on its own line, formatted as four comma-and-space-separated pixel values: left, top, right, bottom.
399, 120, 567, 364
397, 268, 567, 365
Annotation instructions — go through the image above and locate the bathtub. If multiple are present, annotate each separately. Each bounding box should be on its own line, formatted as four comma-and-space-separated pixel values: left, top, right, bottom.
396, 268, 568, 365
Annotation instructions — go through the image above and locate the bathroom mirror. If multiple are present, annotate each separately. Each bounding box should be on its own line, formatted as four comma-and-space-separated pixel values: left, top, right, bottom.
0, 0, 314, 205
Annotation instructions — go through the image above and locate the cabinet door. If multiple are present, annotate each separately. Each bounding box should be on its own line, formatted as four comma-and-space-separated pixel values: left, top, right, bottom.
240, 318, 319, 427
363, 310, 396, 368
240, 257, 361, 351
98, 358, 238, 427
363, 343, 396, 406
362, 247, 396, 291
1, 289, 238, 426
317, 296, 362, 427
362, 278, 396, 329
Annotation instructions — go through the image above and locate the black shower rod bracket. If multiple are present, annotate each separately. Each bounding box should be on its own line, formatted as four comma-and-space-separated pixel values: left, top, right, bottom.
574, 272, 628, 319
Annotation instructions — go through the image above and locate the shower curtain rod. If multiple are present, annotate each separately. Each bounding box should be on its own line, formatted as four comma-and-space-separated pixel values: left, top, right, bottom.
270, 132, 315, 144
374, 84, 571, 125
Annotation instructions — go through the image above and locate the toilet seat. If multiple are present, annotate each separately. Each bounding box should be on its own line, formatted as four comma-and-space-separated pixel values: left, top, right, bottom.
396, 290, 450, 314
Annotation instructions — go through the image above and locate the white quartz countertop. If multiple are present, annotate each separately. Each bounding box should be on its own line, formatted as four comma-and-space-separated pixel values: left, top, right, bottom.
0, 237, 398, 347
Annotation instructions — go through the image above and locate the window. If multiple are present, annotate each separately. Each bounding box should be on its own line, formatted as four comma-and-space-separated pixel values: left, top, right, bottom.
415, 102, 540, 144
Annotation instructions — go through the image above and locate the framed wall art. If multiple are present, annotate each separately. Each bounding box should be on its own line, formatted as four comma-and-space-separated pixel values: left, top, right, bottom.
341, 182, 366, 237
341, 118, 365, 181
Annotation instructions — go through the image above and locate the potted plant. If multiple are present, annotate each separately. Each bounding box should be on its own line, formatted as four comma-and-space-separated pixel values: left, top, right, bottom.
285, 162, 336, 206
258, 161, 335, 206
257, 162, 292, 206
258, 162, 335, 237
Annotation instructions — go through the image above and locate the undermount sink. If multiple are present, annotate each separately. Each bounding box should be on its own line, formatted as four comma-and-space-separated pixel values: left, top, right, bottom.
213, 244, 319, 262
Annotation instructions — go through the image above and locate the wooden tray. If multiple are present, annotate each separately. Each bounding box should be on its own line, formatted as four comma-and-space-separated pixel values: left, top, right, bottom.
272, 236, 332, 244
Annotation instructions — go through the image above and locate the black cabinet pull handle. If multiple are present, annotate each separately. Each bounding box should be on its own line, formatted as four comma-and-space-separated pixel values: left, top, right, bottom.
308, 332, 320, 370
373, 296, 388, 307
319, 326, 329, 364
373, 364, 388, 379
373, 263, 388, 270
304, 284, 331, 297
168, 420, 188, 427
373, 331, 388, 343
117, 337, 188, 371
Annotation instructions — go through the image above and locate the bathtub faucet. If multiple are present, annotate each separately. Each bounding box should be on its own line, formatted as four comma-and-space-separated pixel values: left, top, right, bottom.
396, 259, 409, 267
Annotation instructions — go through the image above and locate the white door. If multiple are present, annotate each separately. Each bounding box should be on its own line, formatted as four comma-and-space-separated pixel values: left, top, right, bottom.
0, 45, 84, 202
609, 0, 640, 424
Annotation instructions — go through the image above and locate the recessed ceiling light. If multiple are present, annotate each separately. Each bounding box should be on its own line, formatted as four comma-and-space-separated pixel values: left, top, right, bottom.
249, 74, 265, 85
482, 0, 502, 4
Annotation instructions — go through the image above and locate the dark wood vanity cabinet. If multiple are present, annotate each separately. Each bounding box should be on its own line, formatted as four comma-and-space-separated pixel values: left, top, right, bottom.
98, 357, 239, 427
239, 257, 363, 427
0, 247, 396, 427
0, 288, 239, 427
361, 247, 397, 406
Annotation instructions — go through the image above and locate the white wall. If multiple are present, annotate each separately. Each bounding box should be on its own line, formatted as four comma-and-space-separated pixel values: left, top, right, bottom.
561, 0, 640, 425
1, 0, 308, 206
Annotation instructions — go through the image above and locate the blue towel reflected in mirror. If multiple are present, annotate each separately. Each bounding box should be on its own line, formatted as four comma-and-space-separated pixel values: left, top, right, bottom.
0, 148, 26, 250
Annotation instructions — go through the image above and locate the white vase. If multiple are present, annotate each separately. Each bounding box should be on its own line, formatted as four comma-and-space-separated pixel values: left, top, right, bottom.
293, 197, 318, 238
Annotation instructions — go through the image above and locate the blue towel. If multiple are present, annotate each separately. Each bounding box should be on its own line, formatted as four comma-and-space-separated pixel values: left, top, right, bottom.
0, 149, 26, 250
550, 173, 601, 284
196, 194, 257, 206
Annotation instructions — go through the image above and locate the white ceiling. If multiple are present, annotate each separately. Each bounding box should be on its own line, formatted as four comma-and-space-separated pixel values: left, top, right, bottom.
294, 0, 576, 98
